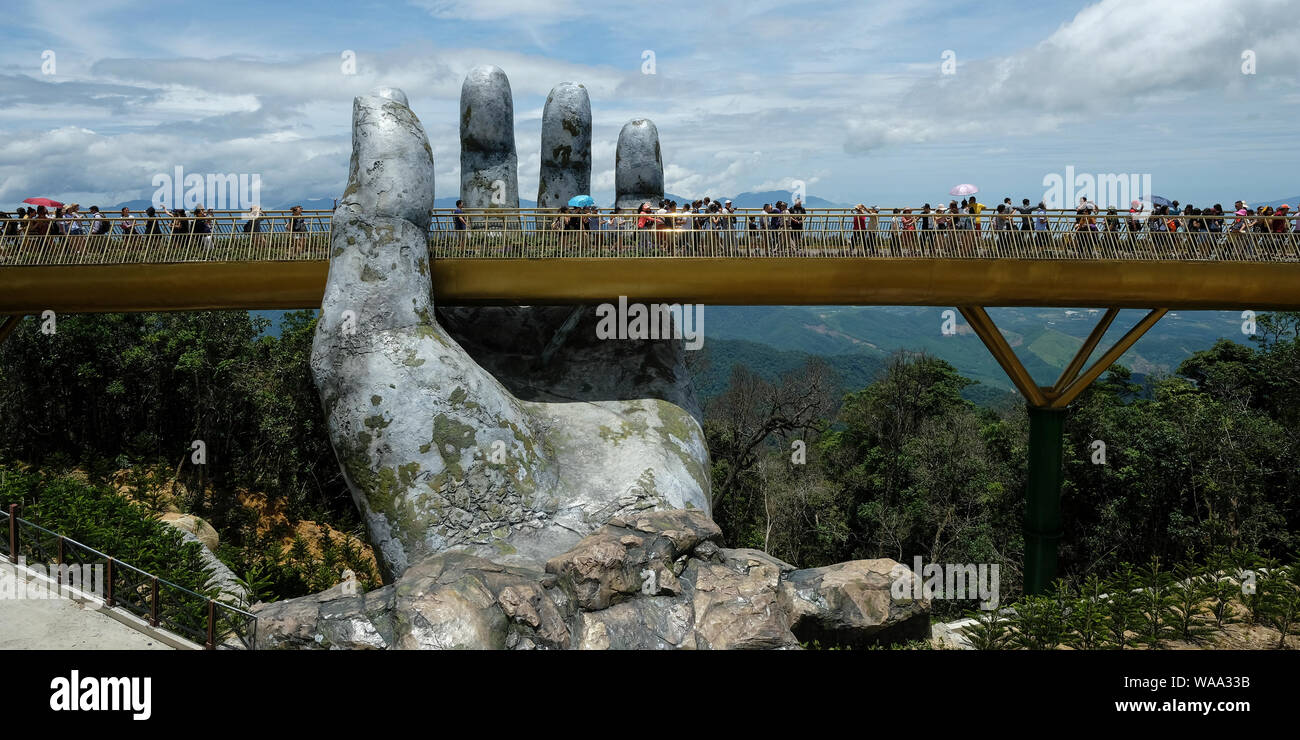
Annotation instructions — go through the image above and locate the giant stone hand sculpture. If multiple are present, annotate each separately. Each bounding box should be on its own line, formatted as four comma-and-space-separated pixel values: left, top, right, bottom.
460, 65, 519, 210
536, 82, 592, 208
311, 85, 710, 579
615, 118, 664, 210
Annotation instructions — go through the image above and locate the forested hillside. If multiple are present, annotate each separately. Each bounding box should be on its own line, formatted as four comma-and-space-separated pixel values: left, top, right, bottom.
1, 310, 1296, 614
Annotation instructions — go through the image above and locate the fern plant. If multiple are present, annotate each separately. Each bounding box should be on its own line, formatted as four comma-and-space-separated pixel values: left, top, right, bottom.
1011, 595, 1065, 650
1136, 556, 1177, 648
962, 607, 1012, 650
1103, 562, 1142, 649
1203, 548, 1241, 630
1240, 555, 1280, 627
1168, 556, 1212, 643
1065, 574, 1108, 650
1261, 563, 1300, 650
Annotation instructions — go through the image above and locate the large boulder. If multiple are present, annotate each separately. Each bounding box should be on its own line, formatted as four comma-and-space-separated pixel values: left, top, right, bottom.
160, 513, 218, 551
253, 510, 929, 650
780, 559, 931, 648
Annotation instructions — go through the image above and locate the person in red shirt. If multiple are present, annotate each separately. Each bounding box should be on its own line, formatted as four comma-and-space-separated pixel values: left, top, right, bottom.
851, 204, 869, 255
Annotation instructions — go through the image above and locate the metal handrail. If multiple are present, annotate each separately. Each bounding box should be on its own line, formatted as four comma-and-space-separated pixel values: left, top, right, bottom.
2, 504, 257, 650
0, 210, 1296, 265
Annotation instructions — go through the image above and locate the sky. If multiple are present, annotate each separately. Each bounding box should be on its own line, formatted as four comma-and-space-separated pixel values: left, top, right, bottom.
2, 0, 1298, 211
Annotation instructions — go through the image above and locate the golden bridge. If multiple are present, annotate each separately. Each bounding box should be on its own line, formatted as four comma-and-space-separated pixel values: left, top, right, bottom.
3, 208, 1298, 314
5, 206, 1298, 592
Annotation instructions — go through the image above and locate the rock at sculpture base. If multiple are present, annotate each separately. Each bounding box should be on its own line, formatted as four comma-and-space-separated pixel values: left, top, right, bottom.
252, 510, 930, 650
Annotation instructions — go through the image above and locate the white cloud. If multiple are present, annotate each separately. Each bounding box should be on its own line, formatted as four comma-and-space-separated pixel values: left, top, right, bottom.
409, 0, 587, 21
2, 0, 1297, 209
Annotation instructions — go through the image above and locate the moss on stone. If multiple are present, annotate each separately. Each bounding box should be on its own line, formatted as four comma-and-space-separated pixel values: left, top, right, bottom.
597, 414, 649, 445
651, 399, 711, 498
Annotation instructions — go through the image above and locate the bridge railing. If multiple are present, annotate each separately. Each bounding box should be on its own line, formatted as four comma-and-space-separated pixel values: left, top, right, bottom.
2, 504, 257, 649
1, 210, 1297, 264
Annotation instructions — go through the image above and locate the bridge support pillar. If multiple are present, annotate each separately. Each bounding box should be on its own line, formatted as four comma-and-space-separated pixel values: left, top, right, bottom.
961, 305, 1166, 595
1024, 405, 1065, 594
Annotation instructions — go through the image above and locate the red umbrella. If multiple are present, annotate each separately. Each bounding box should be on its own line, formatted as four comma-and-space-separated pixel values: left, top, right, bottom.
23, 197, 63, 207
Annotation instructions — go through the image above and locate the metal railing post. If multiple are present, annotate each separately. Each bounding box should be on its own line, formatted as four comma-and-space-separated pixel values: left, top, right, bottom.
206, 599, 216, 650
106, 558, 115, 607
7, 504, 16, 563
150, 577, 160, 626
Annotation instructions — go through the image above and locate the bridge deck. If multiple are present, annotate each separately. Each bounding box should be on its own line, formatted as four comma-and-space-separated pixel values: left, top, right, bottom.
2, 210, 1299, 312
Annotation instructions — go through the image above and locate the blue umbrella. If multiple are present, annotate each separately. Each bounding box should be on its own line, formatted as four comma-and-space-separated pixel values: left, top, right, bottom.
1150, 195, 1171, 207
567, 194, 595, 208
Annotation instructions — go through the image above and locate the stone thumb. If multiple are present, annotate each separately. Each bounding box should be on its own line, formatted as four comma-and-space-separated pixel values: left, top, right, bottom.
340, 87, 435, 231
317, 88, 436, 341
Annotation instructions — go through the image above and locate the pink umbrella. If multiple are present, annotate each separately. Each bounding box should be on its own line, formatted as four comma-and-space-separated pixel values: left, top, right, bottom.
949, 184, 978, 197
22, 197, 63, 207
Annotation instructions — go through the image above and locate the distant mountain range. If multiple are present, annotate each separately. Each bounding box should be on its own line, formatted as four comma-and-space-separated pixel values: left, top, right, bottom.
21, 191, 1288, 214
697, 305, 1254, 399
112, 190, 1295, 215
107, 190, 843, 213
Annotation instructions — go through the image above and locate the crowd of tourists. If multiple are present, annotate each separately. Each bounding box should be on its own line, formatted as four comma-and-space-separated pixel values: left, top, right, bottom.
7, 194, 1298, 257
0, 204, 317, 246
443, 194, 1300, 256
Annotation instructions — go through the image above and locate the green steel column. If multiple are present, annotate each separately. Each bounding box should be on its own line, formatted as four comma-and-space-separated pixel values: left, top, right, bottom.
1024, 405, 1066, 594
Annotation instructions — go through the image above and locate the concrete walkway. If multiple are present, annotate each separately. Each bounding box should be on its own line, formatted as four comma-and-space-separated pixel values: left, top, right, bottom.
0, 569, 174, 650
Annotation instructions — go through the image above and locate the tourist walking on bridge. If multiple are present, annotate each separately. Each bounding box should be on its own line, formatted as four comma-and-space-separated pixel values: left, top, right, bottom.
635, 203, 656, 255
26, 205, 53, 242
850, 204, 869, 255
1032, 202, 1049, 250
193, 207, 214, 249
118, 207, 136, 246
143, 206, 165, 247
87, 206, 112, 253
788, 198, 806, 252
0, 212, 14, 257
170, 209, 191, 250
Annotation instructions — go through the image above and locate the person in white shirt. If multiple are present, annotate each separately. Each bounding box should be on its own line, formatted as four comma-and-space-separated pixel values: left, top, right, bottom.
118, 207, 136, 243
63, 205, 85, 241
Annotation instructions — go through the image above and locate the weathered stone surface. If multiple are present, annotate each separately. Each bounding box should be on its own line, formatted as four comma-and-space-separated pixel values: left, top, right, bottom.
460, 65, 519, 209
163, 522, 248, 606
682, 549, 800, 650
780, 559, 931, 647
614, 118, 664, 210
311, 86, 710, 580
342, 89, 435, 232
253, 580, 389, 650
254, 510, 929, 650
537, 82, 591, 208
435, 305, 704, 421
545, 509, 720, 610
576, 596, 695, 649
